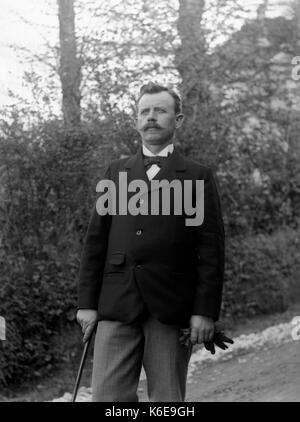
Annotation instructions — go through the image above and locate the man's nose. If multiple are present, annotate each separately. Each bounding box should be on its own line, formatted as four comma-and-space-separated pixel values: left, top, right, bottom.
147, 110, 156, 121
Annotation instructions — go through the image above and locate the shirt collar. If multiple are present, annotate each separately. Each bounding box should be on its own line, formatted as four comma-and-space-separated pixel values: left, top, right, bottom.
142, 143, 174, 157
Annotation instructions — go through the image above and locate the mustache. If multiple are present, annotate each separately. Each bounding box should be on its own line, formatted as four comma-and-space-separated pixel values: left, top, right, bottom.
143, 123, 162, 130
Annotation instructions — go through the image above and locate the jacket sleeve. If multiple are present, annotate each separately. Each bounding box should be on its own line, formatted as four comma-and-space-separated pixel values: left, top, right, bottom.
192, 167, 225, 321
77, 166, 112, 310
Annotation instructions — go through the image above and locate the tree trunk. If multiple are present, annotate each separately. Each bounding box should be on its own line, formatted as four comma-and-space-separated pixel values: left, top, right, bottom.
175, 0, 207, 121
57, 0, 81, 132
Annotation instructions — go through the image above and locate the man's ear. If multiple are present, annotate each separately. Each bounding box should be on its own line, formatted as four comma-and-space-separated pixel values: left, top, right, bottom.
175, 113, 184, 129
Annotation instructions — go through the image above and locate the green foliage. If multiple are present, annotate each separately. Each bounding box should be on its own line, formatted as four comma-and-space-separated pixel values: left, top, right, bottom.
221, 225, 300, 321
0, 117, 100, 386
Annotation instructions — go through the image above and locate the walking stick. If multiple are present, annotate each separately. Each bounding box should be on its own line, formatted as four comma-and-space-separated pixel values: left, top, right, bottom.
71, 326, 96, 402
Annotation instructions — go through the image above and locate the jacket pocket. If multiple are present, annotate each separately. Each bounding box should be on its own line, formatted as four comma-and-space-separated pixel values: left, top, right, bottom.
109, 253, 126, 266
104, 252, 126, 274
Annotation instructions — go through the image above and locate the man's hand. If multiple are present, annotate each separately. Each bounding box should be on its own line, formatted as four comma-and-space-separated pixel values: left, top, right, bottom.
76, 309, 98, 343
189, 315, 214, 345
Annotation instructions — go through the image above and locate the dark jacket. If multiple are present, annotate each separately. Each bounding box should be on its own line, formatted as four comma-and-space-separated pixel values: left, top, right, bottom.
77, 146, 225, 327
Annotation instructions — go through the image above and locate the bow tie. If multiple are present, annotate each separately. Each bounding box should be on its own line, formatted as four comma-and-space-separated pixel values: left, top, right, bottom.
143, 155, 169, 170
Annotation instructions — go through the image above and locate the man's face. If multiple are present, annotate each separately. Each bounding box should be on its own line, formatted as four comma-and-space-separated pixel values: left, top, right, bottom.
136, 91, 183, 146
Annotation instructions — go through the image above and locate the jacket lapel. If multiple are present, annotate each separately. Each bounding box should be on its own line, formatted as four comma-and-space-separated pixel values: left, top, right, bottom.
124, 147, 150, 197
152, 147, 186, 182
124, 146, 187, 198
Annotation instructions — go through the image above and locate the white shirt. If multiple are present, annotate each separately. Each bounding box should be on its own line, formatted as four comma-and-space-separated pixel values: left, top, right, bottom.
142, 143, 174, 180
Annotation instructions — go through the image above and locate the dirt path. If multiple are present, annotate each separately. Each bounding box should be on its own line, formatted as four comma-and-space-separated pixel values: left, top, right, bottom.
186, 341, 300, 402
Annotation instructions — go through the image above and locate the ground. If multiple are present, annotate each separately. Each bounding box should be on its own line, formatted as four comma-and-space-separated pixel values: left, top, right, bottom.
185, 340, 300, 402
1, 302, 300, 402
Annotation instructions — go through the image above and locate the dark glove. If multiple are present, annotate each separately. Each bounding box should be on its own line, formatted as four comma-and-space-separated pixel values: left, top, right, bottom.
204, 331, 234, 355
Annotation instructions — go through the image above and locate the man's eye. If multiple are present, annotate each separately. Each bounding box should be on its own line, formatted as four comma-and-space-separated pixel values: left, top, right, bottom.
140, 110, 148, 115
157, 109, 166, 113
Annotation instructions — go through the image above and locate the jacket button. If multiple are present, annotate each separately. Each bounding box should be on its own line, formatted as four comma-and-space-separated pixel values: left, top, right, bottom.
136, 264, 142, 269
136, 229, 142, 236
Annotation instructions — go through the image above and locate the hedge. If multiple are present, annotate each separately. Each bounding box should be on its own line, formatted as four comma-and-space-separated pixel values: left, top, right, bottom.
221, 225, 300, 321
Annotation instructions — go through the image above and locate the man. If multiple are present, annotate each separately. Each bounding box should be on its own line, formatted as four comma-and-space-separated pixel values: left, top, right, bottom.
76, 82, 225, 402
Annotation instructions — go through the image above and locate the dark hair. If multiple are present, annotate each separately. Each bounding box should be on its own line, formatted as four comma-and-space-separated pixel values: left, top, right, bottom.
137, 82, 182, 114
